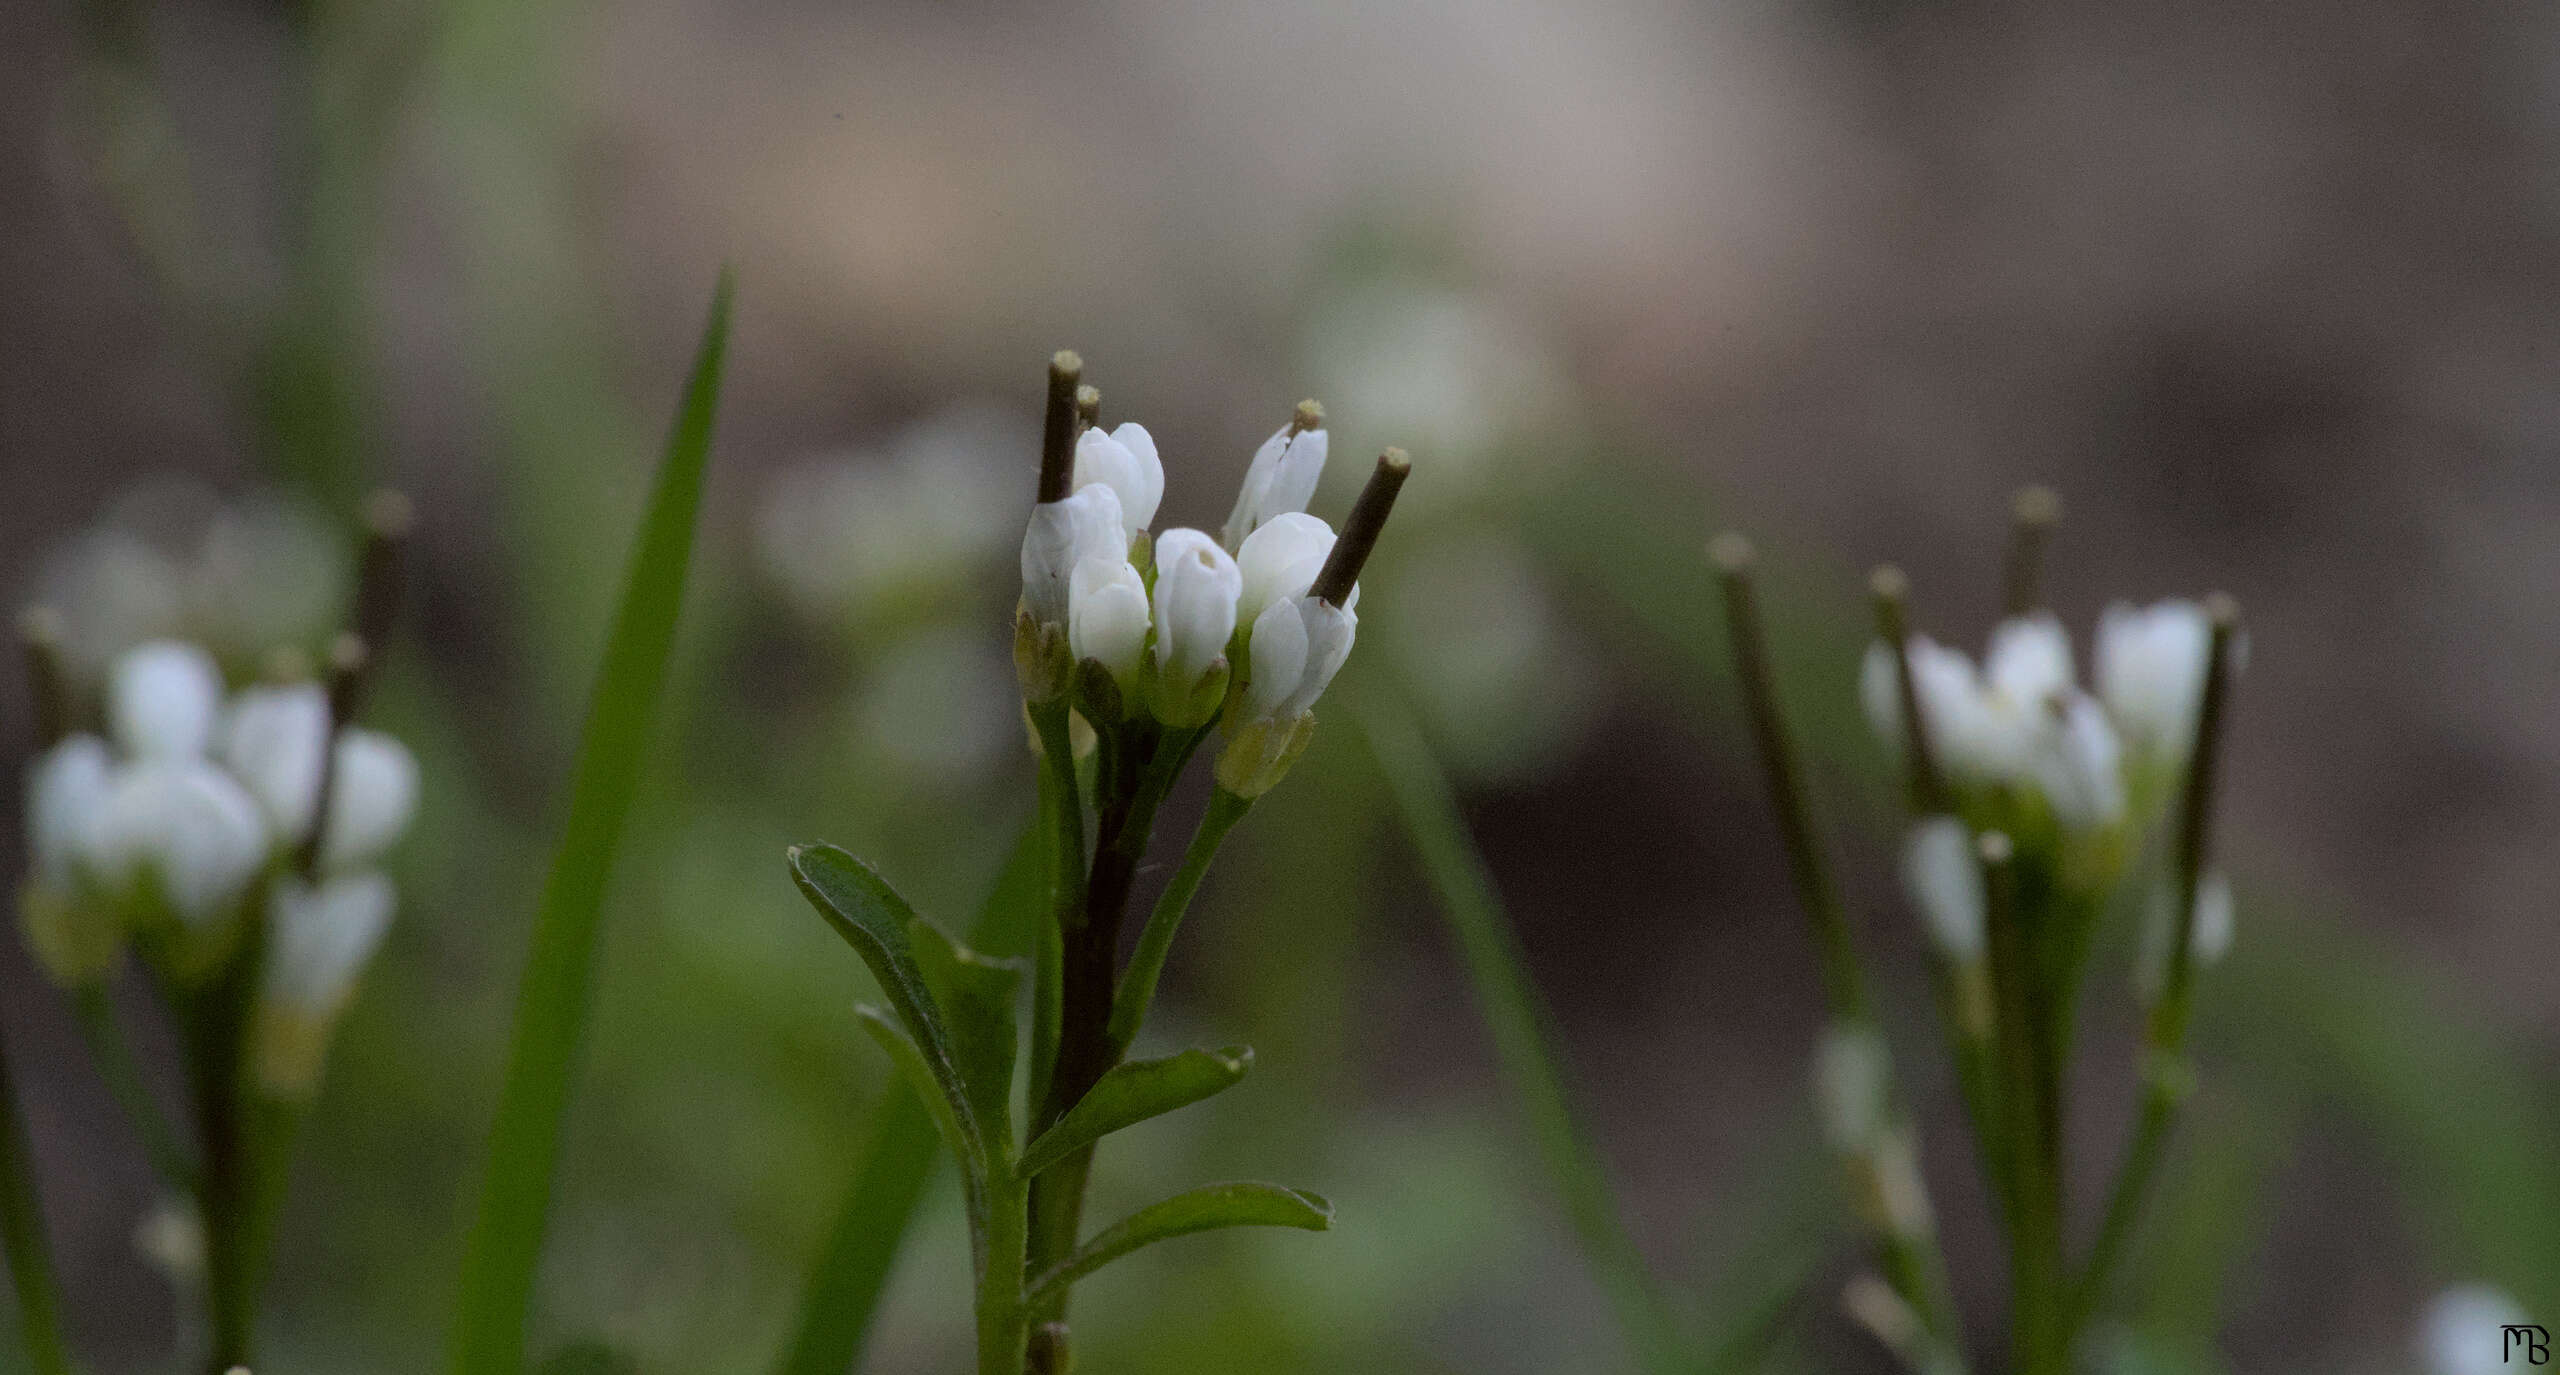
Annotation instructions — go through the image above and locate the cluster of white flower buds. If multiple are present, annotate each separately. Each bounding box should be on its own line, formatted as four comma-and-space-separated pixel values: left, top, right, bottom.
1015, 352, 1408, 798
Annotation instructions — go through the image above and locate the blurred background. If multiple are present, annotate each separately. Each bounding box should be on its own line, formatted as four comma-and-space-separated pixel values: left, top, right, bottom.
4, 0, 2558, 1370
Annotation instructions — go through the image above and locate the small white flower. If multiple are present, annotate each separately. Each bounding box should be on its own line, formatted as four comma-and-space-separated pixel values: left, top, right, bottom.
2095, 599, 2213, 758
1220, 422, 1329, 551
1071, 423, 1163, 537
261, 871, 396, 1015
1242, 595, 1356, 723
1018, 484, 1127, 627
1149, 529, 1241, 688
1814, 1022, 1892, 1151
1861, 636, 2024, 781
2417, 1284, 2527, 1375
220, 683, 330, 841
27, 735, 114, 890
2032, 692, 2127, 831
1067, 556, 1151, 686
83, 760, 269, 924
109, 641, 223, 760
1900, 816, 1984, 962
319, 730, 418, 873
1234, 513, 1341, 627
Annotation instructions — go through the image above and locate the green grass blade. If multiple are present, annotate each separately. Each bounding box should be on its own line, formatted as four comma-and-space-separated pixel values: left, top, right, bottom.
0, 1012, 74, 1375
1359, 694, 1694, 1375
774, 826, 1043, 1375
448, 271, 733, 1375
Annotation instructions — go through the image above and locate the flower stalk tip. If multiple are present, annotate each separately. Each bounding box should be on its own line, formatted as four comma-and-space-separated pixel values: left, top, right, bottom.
1706, 531, 1755, 573
353, 489, 413, 652
1308, 449, 1410, 607
2004, 485, 2061, 615
19, 605, 71, 748
1038, 352, 1085, 503
1075, 385, 1102, 429
1290, 399, 1324, 435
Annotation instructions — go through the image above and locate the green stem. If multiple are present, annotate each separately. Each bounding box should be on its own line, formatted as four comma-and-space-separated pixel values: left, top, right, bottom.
71, 984, 197, 1195
975, 1169, 1030, 1375
1026, 707, 1085, 1122
0, 1004, 75, 1375
182, 935, 266, 1375
1108, 790, 1251, 1052
1981, 842, 2061, 1375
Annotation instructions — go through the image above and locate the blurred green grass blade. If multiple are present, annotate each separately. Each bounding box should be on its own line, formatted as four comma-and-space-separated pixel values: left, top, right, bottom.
1359, 695, 1695, 1375
0, 1015, 73, 1375
448, 271, 733, 1375
776, 827, 1042, 1375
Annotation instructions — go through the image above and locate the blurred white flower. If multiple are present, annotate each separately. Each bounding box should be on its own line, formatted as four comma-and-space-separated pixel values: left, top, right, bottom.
1374, 530, 1591, 779
318, 730, 419, 873
1220, 421, 1330, 551
2032, 692, 2127, 832
83, 760, 268, 926
27, 735, 114, 891
220, 683, 330, 841
109, 641, 223, 761
1019, 484, 1126, 628
1984, 613, 2074, 710
1067, 556, 1151, 688
854, 628, 1019, 782
2138, 870, 2236, 999
1072, 423, 1163, 538
2095, 599, 2214, 759
261, 872, 396, 1015
1303, 279, 1569, 491
753, 407, 1023, 626
2418, 1284, 2528, 1375
1900, 816, 1984, 962
1149, 530, 1241, 691
1235, 513, 1340, 626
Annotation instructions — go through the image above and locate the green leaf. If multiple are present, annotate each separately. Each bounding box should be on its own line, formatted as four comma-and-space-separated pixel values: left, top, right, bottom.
449, 270, 732, 1375
1359, 694, 1695, 1375
907, 919, 1024, 1158
1018, 1046, 1254, 1181
1023, 1182, 1332, 1309
854, 1009, 978, 1178
787, 845, 984, 1165
773, 826, 1044, 1375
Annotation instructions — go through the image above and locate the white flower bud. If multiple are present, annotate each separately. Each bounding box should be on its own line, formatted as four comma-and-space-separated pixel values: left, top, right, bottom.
27, 735, 113, 891
319, 730, 418, 873
2138, 869, 2237, 999
1067, 556, 1151, 686
1234, 512, 1339, 626
1814, 1022, 1891, 1151
1985, 612, 2075, 709
1861, 636, 2022, 781
261, 871, 395, 1015
1242, 595, 1355, 723
1071, 423, 1163, 537
2418, 1284, 2527, 1375
1149, 529, 1241, 688
109, 641, 223, 760
84, 761, 269, 924
220, 683, 330, 841
1019, 484, 1126, 627
1220, 423, 1329, 551
2191, 869, 2234, 964
2032, 692, 2126, 831
2095, 599, 2213, 758
1899, 816, 1984, 962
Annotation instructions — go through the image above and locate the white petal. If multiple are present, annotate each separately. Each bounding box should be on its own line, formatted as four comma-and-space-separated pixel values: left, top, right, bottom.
86, 761, 269, 923
1243, 598, 1309, 721
1068, 557, 1151, 680
1235, 513, 1337, 626
262, 871, 395, 1013
1859, 641, 1902, 748
1985, 612, 2074, 709
2032, 692, 2125, 831
220, 683, 330, 841
1900, 816, 1984, 961
321, 730, 418, 872
1149, 529, 1242, 685
28, 736, 115, 890
1072, 427, 1161, 536
1018, 484, 1126, 625
2190, 870, 2234, 964
1220, 425, 1330, 549
1107, 423, 1163, 531
2095, 599, 2212, 757
110, 641, 223, 759
2418, 1284, 2527, 1375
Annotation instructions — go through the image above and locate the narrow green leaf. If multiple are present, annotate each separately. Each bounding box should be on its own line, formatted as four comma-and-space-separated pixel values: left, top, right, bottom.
786, 845, 982, 1162
449, 270, 732, 1375
0, 1009, 73, 1375
854, 1009, 978, 1179
907, 919, 1024, 1158
1018, 1046, 1254, 1180
774, 827, 1042, 1375
1358, 693, 1695, 1375
1023, 1182, 1331, 1309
